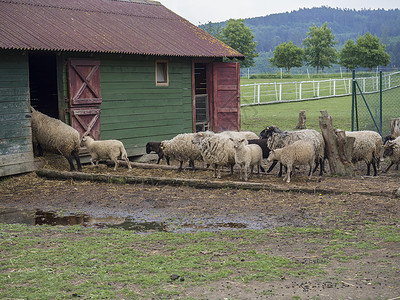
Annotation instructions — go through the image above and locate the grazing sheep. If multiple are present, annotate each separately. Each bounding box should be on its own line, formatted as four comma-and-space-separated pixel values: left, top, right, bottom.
383, 136, 400, 173
230, 138, 263, 181
30, 106, 82, 171
266, 140, 316, 183
192, 132, 236, 179
145, 142, 170, 165
345, 130, 382, 170
260, 126, 325, 177
81, 136, 131, 171
161, 133, 204, 171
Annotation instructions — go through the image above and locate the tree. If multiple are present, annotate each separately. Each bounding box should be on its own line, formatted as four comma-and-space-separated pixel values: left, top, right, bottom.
356, 32, 390, 71
269, 41, 304, 73
222, 19, 259, 68
339, 39, 359, 70
302, 23, 338, 73
202, 21, 223, 41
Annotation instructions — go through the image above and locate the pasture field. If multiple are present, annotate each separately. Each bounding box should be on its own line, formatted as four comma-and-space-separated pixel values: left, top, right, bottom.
241, 94, 352, 135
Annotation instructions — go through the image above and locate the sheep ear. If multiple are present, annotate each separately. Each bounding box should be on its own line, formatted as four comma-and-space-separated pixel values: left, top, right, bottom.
229, 138, 233, 141
240, 138, 245, 143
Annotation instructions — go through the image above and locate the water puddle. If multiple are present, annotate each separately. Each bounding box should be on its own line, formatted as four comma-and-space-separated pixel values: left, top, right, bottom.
0, 209, 250, 232
0, 209, 165, 232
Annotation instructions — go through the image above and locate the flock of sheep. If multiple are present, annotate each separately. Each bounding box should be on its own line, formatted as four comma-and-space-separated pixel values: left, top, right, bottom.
30, 107, 400, 183
148, 126, 400, 183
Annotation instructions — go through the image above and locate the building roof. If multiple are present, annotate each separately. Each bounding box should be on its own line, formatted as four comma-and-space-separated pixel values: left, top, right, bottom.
0, 0, 244, 59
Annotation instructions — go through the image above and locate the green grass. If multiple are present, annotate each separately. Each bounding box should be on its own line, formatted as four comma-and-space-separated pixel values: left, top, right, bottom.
241, 95, 352, 134
1, 223, 399, 298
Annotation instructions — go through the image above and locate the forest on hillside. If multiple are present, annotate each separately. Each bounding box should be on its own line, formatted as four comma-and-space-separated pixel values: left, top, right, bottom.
200, 7, 400, 74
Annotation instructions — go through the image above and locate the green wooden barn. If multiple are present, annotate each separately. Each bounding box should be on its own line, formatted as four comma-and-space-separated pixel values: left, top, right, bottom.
0, 0, 244, 177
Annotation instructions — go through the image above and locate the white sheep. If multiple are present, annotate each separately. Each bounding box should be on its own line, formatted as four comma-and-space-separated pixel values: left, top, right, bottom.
80, 136, 131, 171
230, 138, 263, 181
160, 133, 205, 171
219, 130, 259, 140
30, 106, 82, 171
348, 134, 377, 176
345, 130, 382, 170
266, 140, 316, 183
192, 132, 236, 179
383, 136, 400, 173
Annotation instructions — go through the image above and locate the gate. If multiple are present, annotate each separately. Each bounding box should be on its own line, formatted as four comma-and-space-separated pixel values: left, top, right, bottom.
351, 71, 400, 137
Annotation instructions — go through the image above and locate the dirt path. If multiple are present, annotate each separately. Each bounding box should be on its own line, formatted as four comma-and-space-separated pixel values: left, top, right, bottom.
1, 158, 399, 299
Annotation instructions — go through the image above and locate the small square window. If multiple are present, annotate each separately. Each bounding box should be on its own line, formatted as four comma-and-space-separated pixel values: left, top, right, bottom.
156, 61, 169, 86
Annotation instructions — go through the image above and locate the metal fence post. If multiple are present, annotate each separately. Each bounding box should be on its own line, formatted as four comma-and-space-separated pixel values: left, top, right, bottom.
380, 71, 383, 136
351, 70, 355, 131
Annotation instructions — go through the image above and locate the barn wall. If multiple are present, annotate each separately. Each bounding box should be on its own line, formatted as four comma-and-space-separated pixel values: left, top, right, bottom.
0, 51, 35, 176
62, 53, 194, 157
100, 55, 193, 155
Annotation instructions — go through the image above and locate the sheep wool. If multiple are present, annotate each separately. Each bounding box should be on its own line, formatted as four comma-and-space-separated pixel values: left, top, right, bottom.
383, 136, 400, 173
345, 130, 382, 170
81, 136, 131, 171
230, 138, 263, 181
161, 133, 204, 171
193, 132, 236, 179
267, 140, 315, 183
30, 106, 82, 171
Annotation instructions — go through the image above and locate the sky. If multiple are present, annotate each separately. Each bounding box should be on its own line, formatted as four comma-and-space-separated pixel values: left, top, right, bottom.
159, 0, 399, 25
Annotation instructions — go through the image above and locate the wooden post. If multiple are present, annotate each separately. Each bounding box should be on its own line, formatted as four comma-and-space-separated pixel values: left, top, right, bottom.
319, 110, 354, 176
295, 110, 306, 129
390, 118, 400, 137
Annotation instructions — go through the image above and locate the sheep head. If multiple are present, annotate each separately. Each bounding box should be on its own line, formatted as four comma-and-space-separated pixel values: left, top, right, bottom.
383, 141, 398, 157
259, 125, 282, 139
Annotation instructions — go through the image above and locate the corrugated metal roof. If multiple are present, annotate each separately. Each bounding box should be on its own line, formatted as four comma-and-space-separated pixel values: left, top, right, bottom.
0, 0, 244, 58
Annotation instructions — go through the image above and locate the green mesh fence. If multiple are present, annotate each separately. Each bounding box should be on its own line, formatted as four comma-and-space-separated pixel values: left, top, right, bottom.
352, 71, 400, 137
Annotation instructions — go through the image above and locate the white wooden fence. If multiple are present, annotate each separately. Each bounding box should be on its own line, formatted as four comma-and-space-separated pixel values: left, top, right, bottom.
240, 72, 400, 106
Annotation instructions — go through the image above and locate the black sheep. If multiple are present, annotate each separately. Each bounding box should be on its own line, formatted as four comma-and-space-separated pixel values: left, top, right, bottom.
145, 142, 170, 165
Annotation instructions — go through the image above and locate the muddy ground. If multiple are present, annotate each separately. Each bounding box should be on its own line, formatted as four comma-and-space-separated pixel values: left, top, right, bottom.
1, 155, 400, 299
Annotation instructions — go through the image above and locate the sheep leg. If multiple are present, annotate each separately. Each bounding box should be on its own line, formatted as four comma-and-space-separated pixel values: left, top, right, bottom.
384, 162, 394, 173
125, 157, 132, 169
113, 159, 119, 171
230, 164, 234, 175
178, 161, 183, 172
166, 156, 170, 165
66, 155, 76, 171
260, 165, 266, 173
266, 160, 278, 173
307, 162, 314, 182
285, 165, 292, 183
216, 165, 222, 179
189, 159, 195, 170
243, 166, 248, 181
72, 150, 82, 171
156, 155, 162, 164
90, 158, 96, 167
372, 161, 377, 176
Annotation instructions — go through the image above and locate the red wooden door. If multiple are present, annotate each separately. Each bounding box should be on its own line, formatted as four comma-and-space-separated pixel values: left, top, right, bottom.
212, 62, 241, 132
68, 59, 101, 139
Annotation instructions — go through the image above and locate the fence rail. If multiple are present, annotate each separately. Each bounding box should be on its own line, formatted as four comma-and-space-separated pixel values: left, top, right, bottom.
240, 72, 400, 107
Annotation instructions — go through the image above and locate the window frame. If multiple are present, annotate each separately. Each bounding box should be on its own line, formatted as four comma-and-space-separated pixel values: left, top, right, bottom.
155, 60, 169, 87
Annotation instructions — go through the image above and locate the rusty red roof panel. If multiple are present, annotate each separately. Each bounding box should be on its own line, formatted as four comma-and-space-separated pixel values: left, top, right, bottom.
0, 0, 243, 58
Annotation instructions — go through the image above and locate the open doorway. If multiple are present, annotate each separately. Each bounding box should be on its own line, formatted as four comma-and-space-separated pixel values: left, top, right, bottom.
194, 63, 210, 132
29, 53, 59, 119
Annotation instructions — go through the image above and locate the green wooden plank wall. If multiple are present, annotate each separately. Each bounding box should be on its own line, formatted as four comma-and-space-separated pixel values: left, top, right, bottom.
0, 51, 35, 176
99, 55, 193, 156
